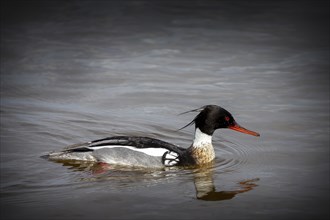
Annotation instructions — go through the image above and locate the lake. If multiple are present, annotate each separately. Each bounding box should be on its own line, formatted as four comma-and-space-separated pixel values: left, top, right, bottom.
1, 1, 329, 219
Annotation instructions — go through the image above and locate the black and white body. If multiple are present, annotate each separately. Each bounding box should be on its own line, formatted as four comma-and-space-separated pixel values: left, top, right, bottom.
47, 105, 260, 168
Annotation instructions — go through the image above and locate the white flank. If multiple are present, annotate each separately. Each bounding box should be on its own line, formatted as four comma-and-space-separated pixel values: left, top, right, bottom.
192, 128, 212, 148
88, 145, 169, 157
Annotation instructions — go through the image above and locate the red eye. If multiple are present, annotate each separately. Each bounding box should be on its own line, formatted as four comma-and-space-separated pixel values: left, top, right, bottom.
225, 116, 230, 121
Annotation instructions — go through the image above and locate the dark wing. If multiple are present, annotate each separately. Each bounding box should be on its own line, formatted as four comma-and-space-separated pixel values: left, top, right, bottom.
63, 136, 186, 154
62, 136, 190, 167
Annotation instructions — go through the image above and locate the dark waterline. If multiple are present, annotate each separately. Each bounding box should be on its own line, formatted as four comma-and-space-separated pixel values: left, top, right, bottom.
1, 1, 329, 220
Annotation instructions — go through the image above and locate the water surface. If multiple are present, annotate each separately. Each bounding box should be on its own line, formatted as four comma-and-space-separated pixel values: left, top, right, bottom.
1, 1, 329, 220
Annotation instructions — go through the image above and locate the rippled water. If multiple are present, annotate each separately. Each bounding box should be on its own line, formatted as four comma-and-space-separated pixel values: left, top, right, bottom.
1, 1, 329, 220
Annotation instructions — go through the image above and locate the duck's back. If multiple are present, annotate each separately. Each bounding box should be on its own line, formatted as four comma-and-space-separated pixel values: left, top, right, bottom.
47, 136, 185, 168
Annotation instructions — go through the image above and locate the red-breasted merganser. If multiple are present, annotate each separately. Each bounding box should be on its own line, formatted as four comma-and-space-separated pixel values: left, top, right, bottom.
47, 105, 260, 167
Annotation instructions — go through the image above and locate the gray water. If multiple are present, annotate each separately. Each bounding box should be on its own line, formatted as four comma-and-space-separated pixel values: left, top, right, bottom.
1, 1, 329, 220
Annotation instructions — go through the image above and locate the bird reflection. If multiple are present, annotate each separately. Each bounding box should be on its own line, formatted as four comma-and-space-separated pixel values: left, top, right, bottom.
192, 162, 259, 201
51, 159, 258, 201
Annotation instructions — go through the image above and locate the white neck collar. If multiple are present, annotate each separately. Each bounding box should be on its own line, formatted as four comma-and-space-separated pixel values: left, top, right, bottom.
192, 128, 212, 148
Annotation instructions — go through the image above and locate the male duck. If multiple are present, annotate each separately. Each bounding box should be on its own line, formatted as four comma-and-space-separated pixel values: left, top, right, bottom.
47, 105, 260, 167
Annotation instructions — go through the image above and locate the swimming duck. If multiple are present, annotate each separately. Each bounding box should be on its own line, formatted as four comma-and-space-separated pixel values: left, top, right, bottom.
47, 105, 260, 167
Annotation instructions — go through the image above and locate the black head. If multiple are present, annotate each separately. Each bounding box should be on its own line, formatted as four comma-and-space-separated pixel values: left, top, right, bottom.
179, 105, 260, 136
